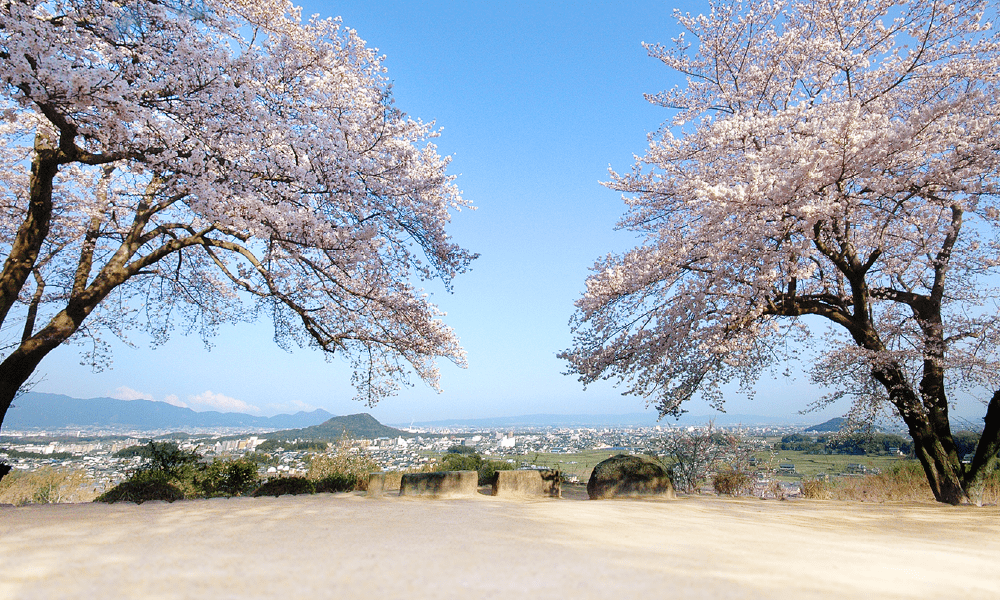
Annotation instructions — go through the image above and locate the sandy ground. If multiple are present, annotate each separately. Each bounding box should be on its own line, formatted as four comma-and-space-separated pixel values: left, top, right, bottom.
2, 491, 998, 599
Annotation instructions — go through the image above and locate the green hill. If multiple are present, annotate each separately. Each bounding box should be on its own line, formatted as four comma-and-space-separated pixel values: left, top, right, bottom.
265, 413, 413, 441
805, 417, 848, 432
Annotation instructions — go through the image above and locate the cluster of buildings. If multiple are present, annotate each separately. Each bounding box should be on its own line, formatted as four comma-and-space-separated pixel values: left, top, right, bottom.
0, 423, 807, 493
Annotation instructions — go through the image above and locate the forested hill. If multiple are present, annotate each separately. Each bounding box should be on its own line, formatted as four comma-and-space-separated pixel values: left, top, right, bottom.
6, 392, 333, 431
265, 413, 416, 441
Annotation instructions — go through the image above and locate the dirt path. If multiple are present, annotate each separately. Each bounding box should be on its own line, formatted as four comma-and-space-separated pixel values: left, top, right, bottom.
2, 494, 997, 599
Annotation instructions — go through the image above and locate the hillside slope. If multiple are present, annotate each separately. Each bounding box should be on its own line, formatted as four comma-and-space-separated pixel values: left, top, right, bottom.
265, 413, 414, 441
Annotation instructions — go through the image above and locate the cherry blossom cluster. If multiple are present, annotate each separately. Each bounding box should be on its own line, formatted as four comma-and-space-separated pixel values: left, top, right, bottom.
0, 0, 474, 406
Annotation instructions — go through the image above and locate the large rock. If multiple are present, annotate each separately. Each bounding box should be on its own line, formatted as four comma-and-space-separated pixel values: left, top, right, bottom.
491, 469, 561, 498
587, 454, 675, 500
399, 471, 478, 498
366, 471, 404, 497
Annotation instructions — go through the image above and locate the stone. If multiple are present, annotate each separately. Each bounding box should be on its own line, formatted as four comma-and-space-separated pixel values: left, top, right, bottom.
366, 471, 404, 497
399, 471, 478, 498
587, 454, 675, 500
491, 469, 561, 498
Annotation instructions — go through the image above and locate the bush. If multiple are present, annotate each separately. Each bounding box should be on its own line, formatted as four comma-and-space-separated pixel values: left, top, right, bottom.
435, 452, 515, 485
252, 476, 316, 497
307, 439, 381, 491
101, 443, 261, 502
476, 459, 515, 486
125, 441, 201, 475
712, 469, 753, 496
198, 458, 260, 497
96, 471, 185, 504
314, 473, 356, 493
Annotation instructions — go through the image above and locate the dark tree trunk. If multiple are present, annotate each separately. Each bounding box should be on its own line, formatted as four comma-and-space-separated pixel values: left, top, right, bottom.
0, 145, 58, 327
910, 427, 968, 505
877, 364, 969, 504
0, 311, 90, 432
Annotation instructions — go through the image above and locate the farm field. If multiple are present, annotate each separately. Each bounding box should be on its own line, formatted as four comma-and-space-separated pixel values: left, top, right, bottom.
752, 450, 915, 479
516, 449, 628, 482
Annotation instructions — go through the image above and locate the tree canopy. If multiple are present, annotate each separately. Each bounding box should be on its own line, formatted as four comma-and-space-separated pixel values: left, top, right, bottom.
562, 0, 1000, 504
0, 0, 474, 424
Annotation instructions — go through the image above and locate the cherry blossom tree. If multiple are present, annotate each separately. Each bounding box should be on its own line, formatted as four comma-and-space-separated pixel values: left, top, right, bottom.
562, 0, 1000, 504
0, 0, 475, 430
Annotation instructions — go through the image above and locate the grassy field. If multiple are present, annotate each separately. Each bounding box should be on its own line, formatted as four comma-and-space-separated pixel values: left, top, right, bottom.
752, 449, 916, 480
512, 449, 628, 482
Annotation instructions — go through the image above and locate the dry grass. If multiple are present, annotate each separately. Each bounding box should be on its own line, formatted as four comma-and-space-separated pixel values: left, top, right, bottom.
0, 467, 97, 506
802, 463, 1000, 504
306, 439, 381, 491
712, 469, 753, 496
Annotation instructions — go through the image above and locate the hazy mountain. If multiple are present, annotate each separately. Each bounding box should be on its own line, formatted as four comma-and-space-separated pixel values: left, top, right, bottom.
266, 413, 414, 440
5, 392, 333, 431
402, 412, 810, 429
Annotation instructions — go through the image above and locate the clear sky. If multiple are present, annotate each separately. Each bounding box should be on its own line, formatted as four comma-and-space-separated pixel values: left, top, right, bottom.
29, 1, 982, 426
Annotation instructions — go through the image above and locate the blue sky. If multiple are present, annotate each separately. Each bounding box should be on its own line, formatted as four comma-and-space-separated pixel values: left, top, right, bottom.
29, 1, 938, 424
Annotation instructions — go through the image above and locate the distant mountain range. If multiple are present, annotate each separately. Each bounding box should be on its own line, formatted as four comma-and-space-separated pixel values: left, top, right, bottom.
265, 413, 415, 441
401, 412, 813, 428
5, 392, 333, 431
3, 392, 823, 434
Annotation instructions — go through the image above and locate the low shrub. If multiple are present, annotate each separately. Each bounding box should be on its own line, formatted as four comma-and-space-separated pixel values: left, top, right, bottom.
98, 442, 261, 503
314, 473, 355, 493
712, 469, 753, 496
95, 471, 185, 504
476, 459, 515, 486
435, 452, 515, 485
252, 476, 316, 497
198, 458, 260, 498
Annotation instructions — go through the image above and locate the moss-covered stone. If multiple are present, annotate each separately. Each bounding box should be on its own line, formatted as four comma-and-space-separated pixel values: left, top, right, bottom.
587, 454, 675, 500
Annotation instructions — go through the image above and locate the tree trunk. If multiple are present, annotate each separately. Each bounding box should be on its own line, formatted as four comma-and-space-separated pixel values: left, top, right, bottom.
877, 364, 969, 504
0, 311, 87, 431
911, 428, 968, 505
0, 144, 58, 327
963, 390, 1000, 505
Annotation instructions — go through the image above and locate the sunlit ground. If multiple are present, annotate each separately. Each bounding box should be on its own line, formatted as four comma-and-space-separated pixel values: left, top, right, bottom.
2, 493, 997, 599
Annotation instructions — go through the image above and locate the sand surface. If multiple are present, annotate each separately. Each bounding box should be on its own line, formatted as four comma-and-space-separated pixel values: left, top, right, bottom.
2, 492, 998, 599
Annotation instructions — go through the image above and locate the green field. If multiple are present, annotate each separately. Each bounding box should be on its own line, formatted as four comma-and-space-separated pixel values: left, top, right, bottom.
511, 450, 630, 482
752, 449, 916, 480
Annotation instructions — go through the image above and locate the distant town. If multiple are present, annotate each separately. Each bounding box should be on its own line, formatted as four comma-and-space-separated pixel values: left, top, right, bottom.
0, 420, 831, 495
